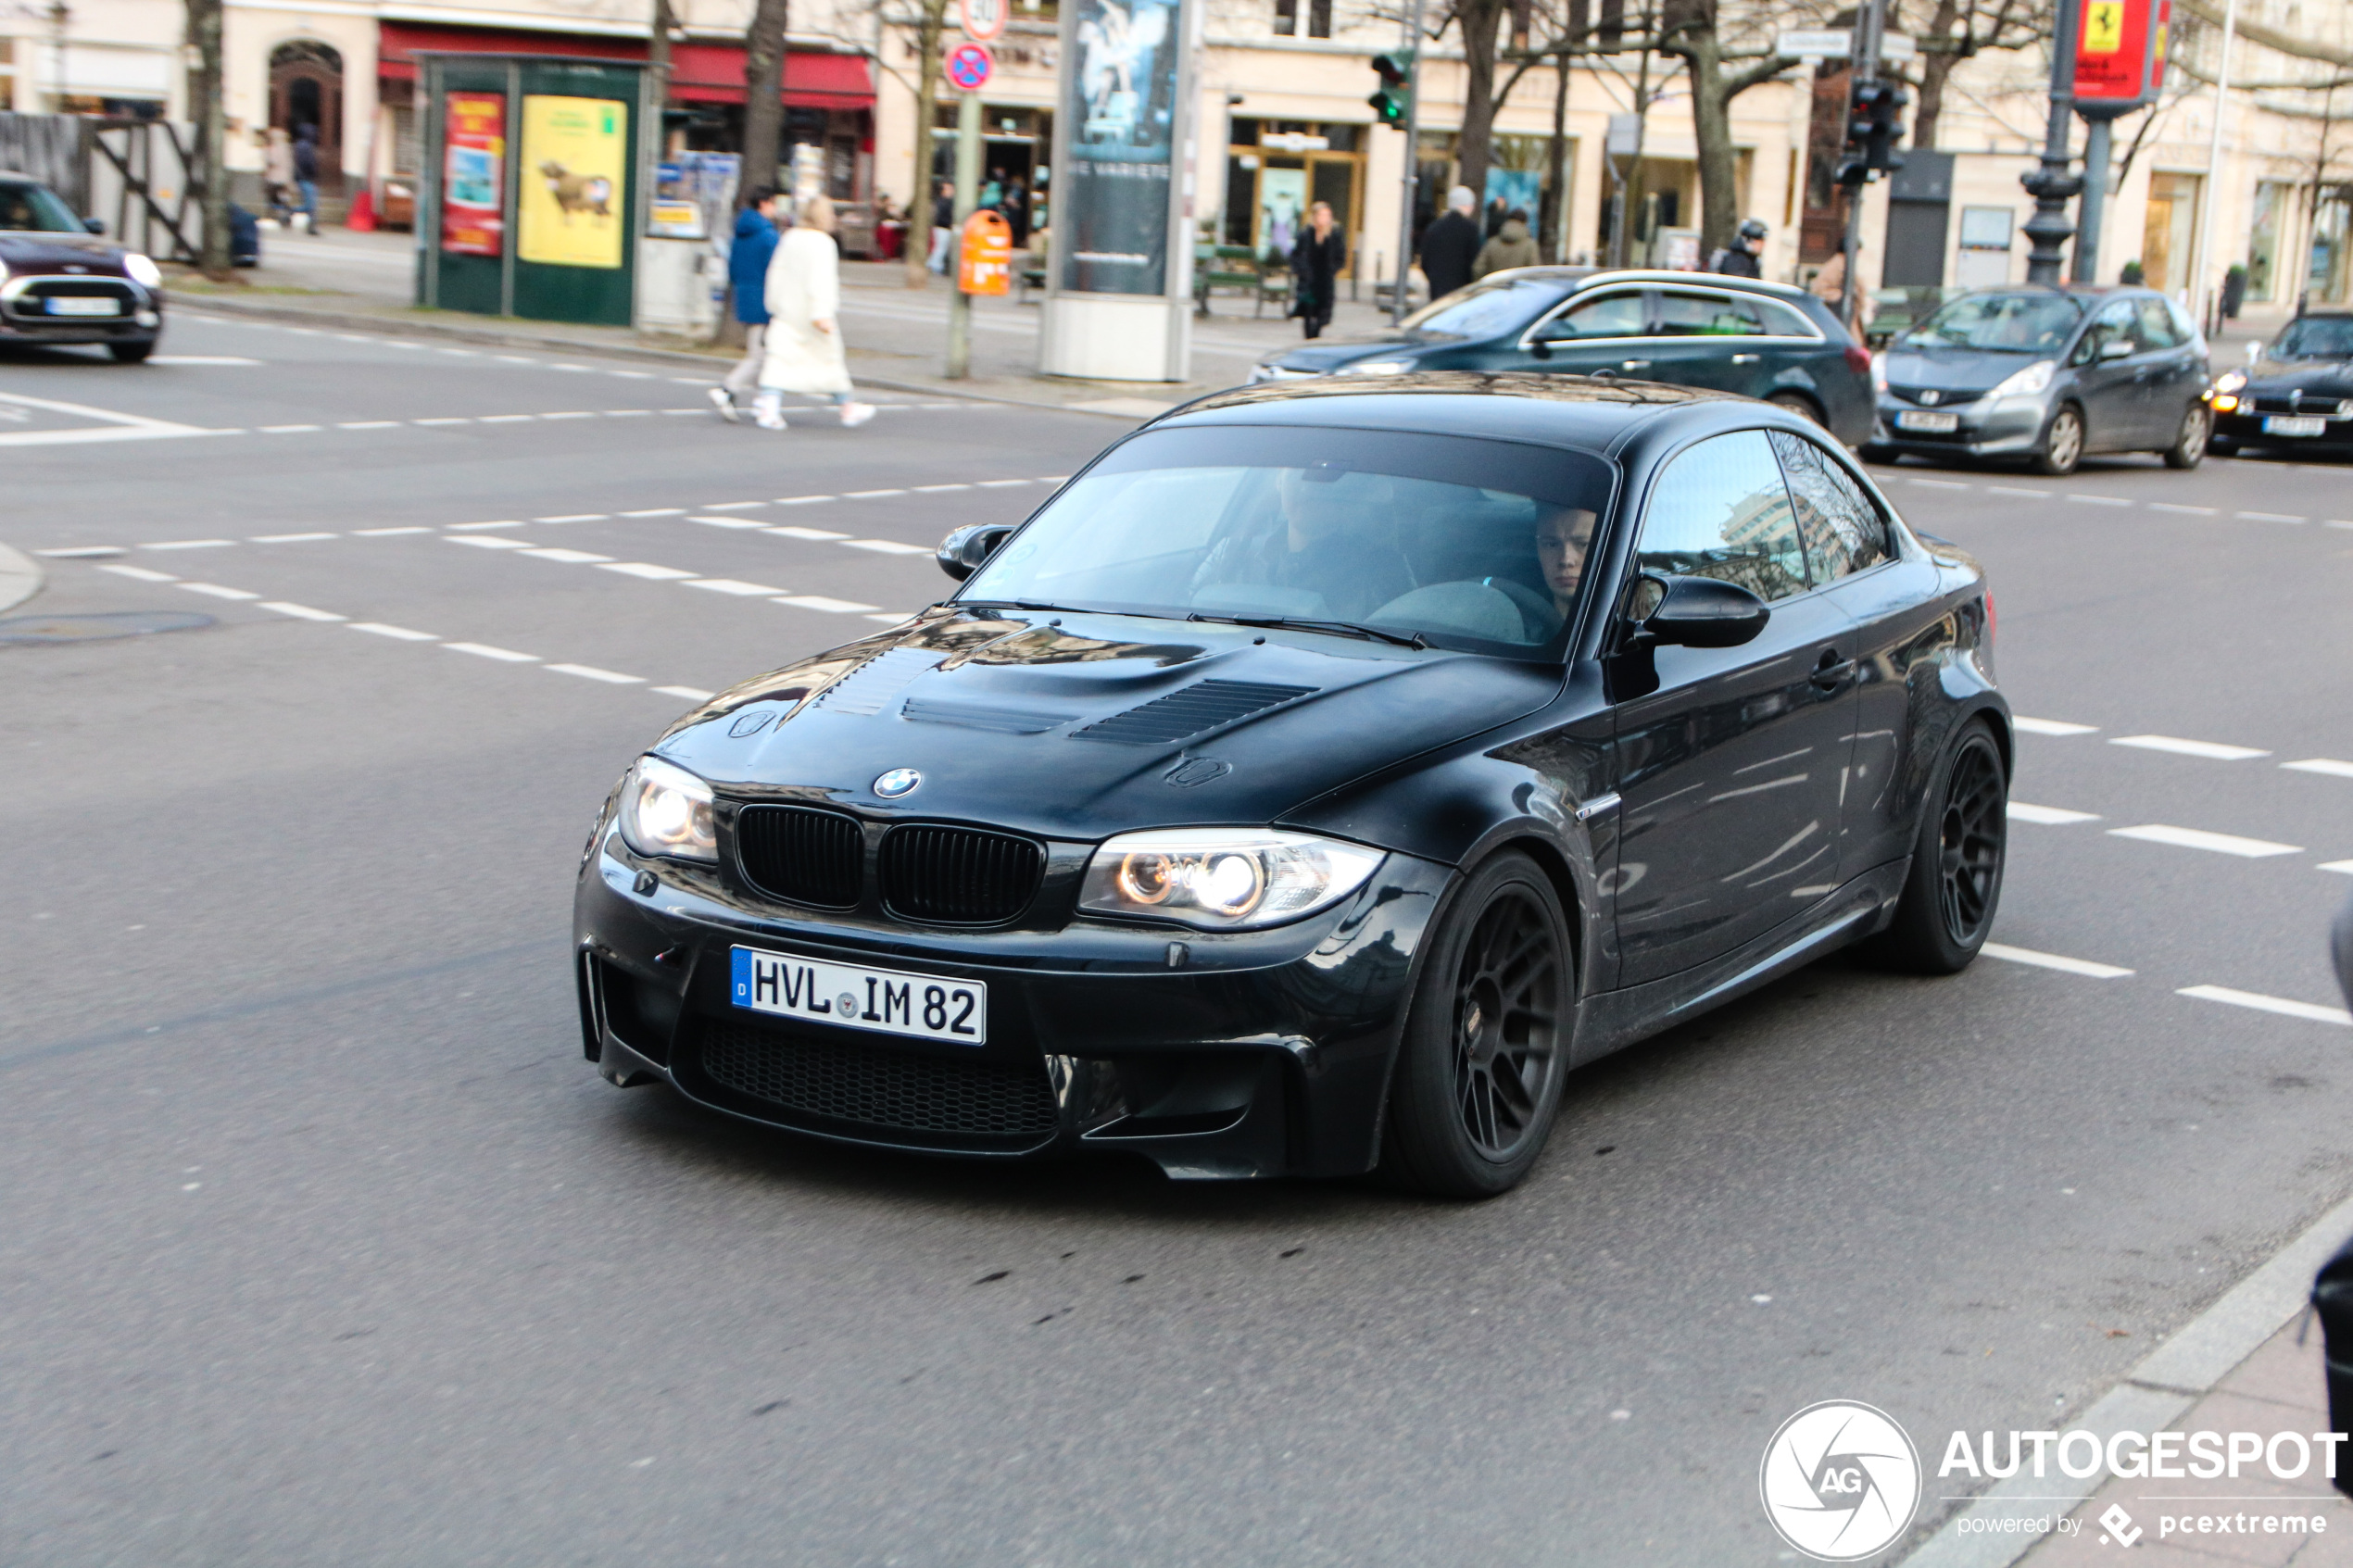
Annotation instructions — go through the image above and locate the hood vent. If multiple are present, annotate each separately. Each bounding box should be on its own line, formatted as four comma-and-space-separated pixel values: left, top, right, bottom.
900, 698, 1075, 734
814, 647, 938, 716
1074, 679, 1316, 746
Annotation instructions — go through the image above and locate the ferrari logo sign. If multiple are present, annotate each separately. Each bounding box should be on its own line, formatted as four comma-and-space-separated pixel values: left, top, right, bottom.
2082, 1, 2123, 54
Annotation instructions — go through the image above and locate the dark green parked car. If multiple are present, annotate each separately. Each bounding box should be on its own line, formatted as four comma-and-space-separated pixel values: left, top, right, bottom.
1247, 268, 1876, 445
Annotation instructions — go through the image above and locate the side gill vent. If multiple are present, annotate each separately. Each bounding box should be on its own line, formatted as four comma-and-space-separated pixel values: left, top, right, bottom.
813, 647, 939, 716
1073, 680, 1317, 746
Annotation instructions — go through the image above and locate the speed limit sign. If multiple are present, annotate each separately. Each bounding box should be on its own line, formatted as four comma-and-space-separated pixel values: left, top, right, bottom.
945, 41, 993, 92
959, 0, 1006, 42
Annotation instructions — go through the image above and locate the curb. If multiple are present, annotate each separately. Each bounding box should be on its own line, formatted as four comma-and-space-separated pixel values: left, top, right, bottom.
0, 543, 43, 615
1900, 1186, 2353, 1568
167, 291, 1160, 422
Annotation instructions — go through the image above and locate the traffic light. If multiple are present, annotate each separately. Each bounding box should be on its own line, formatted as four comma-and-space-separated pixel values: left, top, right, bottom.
1369, 52, 1415, 127
1836, 80, 1907, 185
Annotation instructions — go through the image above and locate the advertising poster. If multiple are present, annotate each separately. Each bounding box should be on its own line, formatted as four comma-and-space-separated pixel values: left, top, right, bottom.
1058, 0, 1179, 295
1256, 169, 1304, 259
517, 94, 628, 270
439, 92, 506, 257
2072, 0, 2167, 112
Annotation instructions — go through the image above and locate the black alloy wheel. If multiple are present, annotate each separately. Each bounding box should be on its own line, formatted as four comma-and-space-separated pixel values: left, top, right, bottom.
2032, 406, 2084, 475
1381, 851, 1570, 1198
1869, 721, 2008, 973
2162, 402, 2209, 469
108, 339, 155, 364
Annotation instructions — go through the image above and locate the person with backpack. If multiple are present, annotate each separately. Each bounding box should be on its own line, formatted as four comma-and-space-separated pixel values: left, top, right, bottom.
709, 184, 784, 422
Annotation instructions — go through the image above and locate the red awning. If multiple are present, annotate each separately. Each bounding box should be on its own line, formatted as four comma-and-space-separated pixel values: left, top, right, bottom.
376, 21, 874, 108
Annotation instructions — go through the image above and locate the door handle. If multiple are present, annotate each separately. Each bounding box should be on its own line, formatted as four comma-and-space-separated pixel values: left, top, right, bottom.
1621, 358, 1652, 370
1809, 648, 1856, 692
1731, 353, 1760, 364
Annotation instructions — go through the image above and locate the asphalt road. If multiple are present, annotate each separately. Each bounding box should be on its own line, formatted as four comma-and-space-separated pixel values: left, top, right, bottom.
4, 315, 2351, 1566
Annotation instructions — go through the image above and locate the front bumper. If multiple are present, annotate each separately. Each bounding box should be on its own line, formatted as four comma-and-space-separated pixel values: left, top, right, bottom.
2210, 405, 2353, 451
0, 273, 161, 345
573, 829, 1453, 1180
1871, 393, 2047, 457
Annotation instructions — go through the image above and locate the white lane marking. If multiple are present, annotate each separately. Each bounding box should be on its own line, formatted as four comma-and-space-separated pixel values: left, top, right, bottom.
2177, 985, 2352, 1027
0, 389, 221, 446
1982, 943, 2134, 979
652, 684, 715, 700
775, 495, 837, 506
355, 526, 432, 536
145, 539, 235, 550
913, 483, 972, 493
178, 583, 259, 600
2331, 521, 2353, 532
2110, 734, 2270, 760
349, 622, 437, 641
2007, 803, 2101, 825
448, 535, 533, 550
546, 662, 643, 684
2238, 510, 2306, 523
1037, 476, 1069, 483
2149, 502, 2218, 515
603, 409, 654, 418
2283, 759, 2353, 779
548, 365, 593, 373
774, 595, 880, 613
36, 546, 123, 558
620, 508, 686, 517
521, 548, 614, 564
337, 420, 402, 431
840, 539, 931, 556
535, 513, 608, 523
600, 562, 698, 580
975, 478, 1031, 488
478, 414, 537, 423
333, 333, 371, 343
608, 370, 657, 380
448, 521, 525, 531
862, 612, 914, 624
661, 408, 703, 416
1986, 485, 2051, 497
100, 564, 178, 583
259, 424, 322, 433
842, 488, 907, 499
767, 525, 848, 541
258, 601, 346, 621
686, 579, 788, 596
1907, 477, 1970, 489
148, 355, 262, 366
540, 411, 597, 420
689, 515, 770, 530
2108, 823, 2303, 858
2014, 717, 2098, 735
2322, 861, 2353, 875
496, 356, 535, 365
2067, 494, 2132, 507
438, 348, 478, 358
250, 532, 337, 543
446, 642, 538, 662
700, 501, 767, 510
666, 377, 707, 385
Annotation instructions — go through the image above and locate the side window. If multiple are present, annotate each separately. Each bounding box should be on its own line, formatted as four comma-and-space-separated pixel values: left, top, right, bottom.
1756, 298, 1819, 338
2073, 299, 2137, 364
2133, 298, 2183, 351
1634, 430, 1809, 604
1654, 291, 1768, 337
1537, 290, 1646, 342
1769, 431, 1889, 583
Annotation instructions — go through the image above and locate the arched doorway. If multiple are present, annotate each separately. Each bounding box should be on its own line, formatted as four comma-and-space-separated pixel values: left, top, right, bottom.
270, 41, 345, 194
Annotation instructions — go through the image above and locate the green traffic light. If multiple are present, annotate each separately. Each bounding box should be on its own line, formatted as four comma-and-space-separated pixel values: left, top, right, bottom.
1368, 51, 1415, 128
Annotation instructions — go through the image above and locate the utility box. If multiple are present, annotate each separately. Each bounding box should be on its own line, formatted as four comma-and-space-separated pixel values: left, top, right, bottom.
416, 55, 648, 328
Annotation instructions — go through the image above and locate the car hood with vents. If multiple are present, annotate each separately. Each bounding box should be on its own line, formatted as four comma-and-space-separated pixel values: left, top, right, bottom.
654, 608, 1565, 847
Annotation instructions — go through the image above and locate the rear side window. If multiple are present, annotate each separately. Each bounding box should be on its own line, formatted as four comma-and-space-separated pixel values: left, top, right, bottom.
1536, 290, 1645, 342
1654, 291, 1768, 337
1756, 298, 1818, 338
1770, 432, 1888, 582
1635, 430, 1808, 603
2133, 298, 2183, 351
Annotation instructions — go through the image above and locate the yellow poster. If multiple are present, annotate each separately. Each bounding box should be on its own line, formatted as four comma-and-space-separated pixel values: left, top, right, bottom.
2082, 1, 2124, 54
517, 94, 627, 269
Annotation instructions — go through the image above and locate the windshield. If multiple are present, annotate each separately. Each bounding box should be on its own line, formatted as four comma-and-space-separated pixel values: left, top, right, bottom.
1899, 292, 2082, 353
960, 424, 1617, 652
2272, 317, 2353, 360
0, 180, 83, 233
1397, 276, 1572, 340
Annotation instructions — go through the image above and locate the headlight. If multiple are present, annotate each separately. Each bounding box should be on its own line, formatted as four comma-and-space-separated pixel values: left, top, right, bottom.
2214, 369, 2247, 394
1340, 359, 1415, 377
1078, 828, 1383, 930
1870, 351, 1887, 393
1989, 360, 2056, 400
617, 755, 716, 862
122, 253, 162, 288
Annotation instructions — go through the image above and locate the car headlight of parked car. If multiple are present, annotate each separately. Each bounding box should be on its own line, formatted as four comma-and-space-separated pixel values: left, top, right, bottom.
617, 755, 716, 862
2214, 369, 2247, 395
1078, 828, 1384, 930
1340, 359, 1416, 377
122, 252, 162, 288
1988, 359, 2057, 401
1870, 351, 1887, 394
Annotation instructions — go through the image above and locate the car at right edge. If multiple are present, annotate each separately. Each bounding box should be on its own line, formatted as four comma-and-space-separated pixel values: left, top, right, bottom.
2208, 310, 2353, 458
1864, 284, 2211, 474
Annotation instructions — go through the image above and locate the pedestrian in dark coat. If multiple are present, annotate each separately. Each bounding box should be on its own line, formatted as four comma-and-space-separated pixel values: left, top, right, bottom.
711, 184, 784, 420
1416, 184, 1482, 303
1291, 200, 1347, 339
1472, 209, 1539, 279
292, 126, 321, 233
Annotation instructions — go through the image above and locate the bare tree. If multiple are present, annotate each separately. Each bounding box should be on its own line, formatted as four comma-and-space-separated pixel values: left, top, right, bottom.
1456, 0, 1516, 199
900, 0, 951, 285
743, 0, 792, 200
1657, 0, 1798, 254
1903, 0, 2044, 149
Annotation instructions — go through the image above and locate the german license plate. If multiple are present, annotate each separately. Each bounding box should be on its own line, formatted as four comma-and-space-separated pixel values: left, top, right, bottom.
46, 296, 120, 316
1896, 409, 1959, 433
730, 945, 987, 1044
2262, 415, 2326, 437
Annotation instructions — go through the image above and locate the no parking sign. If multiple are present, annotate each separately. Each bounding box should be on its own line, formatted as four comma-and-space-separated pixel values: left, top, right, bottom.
946, 43, 993, 93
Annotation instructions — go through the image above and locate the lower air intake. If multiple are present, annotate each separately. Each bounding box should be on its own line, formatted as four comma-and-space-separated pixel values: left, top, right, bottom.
698, 1017, 1060, 1137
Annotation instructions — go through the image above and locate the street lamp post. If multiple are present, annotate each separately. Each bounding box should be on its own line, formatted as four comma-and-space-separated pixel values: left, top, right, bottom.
1390, 0, 1426, 326
2189, 0, 2238, 328
2020, 0, 2084, 284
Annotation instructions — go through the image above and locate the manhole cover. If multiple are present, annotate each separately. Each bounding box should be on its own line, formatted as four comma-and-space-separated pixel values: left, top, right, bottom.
0, 610, 216, 646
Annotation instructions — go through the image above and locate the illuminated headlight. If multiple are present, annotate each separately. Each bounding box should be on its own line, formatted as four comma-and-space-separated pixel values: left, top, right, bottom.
1339, 359, 1415, 377
2213, 369, 2247, 395
1988, 359, 2056, 400
1078, 828, 1383, 930
2211, 394, 2239, 412
616, 755, 716, 862
122, 253, 163, 288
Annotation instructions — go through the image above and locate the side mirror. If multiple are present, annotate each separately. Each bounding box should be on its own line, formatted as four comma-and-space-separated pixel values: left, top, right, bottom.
2098, 337, 2134, 361
1529, 340, 1554, 360
937, 523, 1013, 582
83, 217, 105, 234
1635, 573, 1770, 649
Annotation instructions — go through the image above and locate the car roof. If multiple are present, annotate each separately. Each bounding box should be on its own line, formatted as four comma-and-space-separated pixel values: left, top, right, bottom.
1156, 370, 1748, 454
1569, 268, 1820, 303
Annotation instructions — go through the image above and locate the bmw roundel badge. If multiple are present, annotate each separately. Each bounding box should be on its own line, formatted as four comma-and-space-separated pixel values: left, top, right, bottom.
874, 767, 922, 798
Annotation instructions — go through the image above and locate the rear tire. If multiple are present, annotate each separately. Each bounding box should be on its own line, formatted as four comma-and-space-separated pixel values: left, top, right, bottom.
1379, 851, 1572, 1198
108, 339, 155, 364
2031, 405, 2084, 475
2161, 402, 2208, 469
1867, 721, 2008, 974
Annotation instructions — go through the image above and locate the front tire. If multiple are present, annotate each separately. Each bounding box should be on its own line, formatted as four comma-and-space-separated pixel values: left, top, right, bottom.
2162, 402, 2209, 468
108, 339, 156, 364
1380, 851, 1572, 1198
2031, 405, 2084, 475
1868, 721, 2008, 974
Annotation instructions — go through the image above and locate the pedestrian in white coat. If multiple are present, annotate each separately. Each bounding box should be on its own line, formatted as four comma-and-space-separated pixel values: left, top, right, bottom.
753, 195, 876, 432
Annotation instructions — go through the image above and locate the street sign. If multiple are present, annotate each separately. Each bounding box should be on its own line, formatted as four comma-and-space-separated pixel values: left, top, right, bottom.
1604, 113, 1641, 157
959, 0, 1006, 44
945, 42, 993, 93
1777, 28, 1915, 60
2073, 0, 2168, 117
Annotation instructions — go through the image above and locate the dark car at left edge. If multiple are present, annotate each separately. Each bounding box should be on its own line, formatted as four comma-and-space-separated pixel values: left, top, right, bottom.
0, 171, 167, 361
1246, 269, 1876, 445
573, 372, 2009, 1198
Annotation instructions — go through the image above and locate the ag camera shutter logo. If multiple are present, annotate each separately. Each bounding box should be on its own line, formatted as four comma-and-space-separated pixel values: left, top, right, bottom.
1760, 1400, 1922, 1561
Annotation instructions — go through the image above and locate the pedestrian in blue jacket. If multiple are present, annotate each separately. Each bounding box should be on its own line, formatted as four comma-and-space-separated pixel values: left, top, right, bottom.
711, 184, 784, 421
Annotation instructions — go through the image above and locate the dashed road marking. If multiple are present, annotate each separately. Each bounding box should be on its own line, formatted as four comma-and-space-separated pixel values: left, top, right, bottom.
2282, 759, 2353, 779
354, 526, 432, 536
535, 513, 608, 523
2177, 985, 2352, 1027
546, 662, 643, 684
767, 525, 848, 541
520, 548, 614, 564
600, 562, 698, 580
337, 420, 401, 431
145, 539, 235, 550
690, 515, 771, 530
2237, 511, 2306, 523
101, 564, 176, 583
448, 521, 525, 531
36, 546, 124, 558
178, 583, 259, 600
2108, 824, 2303, 858
446, 641, 538, 662
2015, 718, 2098, 736
843, 488, 908, 499
774, 595, 880, 614
2067, 495, 2132, 507
841, 539, 932, 556
700, 501, 767, 511
976, 479, 1032, 489
258, 424, 321, 433
2007, 803, 2101, 825
2109, 734, 2269, 760
1982, 943, 2134, 979
776, 495, 837, 506
2322, 861, 2353, 876
448, 535, 533, 550
1987, 485, 2051, 498
686, 579, 787, 596
2149, 502, 2218, 515
653, 684, 715, 701
349, 622, 437, 641
259, 601, 346, 621
620, 508, 686, 518
250, 532, 337, 543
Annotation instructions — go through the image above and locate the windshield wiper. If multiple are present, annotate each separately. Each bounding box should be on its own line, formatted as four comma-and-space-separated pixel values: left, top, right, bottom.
1188, 612, 1427, 649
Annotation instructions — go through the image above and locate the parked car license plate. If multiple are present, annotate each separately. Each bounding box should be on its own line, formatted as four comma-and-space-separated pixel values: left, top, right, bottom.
2262, 415, 2326, 437
730, 945, 987, 1044
1896, 409, 1959, 433
46, 296, 120, 316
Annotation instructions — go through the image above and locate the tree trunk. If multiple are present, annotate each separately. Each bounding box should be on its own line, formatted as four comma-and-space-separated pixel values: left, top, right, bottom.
1682, 27, 1740, 255
1910, 0, 1964, 149
187, 0, 231, 279
742, 0, 791, 200
651, 0, 675, 136
904, 0, 950, 286
1455, 0, 1511, 200
1540, 49, 1571, 262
